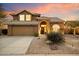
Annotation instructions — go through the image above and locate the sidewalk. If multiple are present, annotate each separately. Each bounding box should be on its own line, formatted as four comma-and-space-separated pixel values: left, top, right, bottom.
0, 36, 34, 55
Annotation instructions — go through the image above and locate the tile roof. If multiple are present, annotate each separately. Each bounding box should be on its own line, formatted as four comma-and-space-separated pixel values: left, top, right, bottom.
3, 21, 38, 25
49, 17, 64, 22
36, 17, 64, 22
10, 10, 40, 16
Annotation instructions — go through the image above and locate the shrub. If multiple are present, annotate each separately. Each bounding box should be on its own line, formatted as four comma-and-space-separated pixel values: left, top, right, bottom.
76, 32, 79, 35
2, 29, 7, 35
33, 32, 38, 37
76, 28, 79, 35
47, 32, 64, 44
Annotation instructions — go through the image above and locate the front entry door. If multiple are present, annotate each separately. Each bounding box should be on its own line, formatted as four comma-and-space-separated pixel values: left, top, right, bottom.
40, 25, 47, 34
41, 27, 44, 34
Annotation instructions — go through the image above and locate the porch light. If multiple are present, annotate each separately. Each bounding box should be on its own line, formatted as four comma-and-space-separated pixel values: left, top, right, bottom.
41, 25, 46, 27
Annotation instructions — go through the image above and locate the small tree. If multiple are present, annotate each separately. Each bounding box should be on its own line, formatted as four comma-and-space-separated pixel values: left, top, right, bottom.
65, 21, 79, 35
47, 32, 64, 44
46, 32, 64, 50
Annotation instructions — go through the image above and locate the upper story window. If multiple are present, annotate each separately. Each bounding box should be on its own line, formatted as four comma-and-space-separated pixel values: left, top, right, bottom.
19, 14, 31, 21
19, 14, 25, 21
26, 14, 31, 21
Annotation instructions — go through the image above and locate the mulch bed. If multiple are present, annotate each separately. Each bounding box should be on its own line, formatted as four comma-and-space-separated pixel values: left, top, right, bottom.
26, 37, 79, 55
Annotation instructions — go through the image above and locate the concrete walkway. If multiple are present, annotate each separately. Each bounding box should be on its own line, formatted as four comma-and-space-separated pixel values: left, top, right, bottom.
0, 36, 34, 55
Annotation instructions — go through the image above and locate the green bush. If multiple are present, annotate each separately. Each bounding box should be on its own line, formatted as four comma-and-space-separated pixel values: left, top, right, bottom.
2, 29, 7, 35
47, 32, 64, 44
33, 32, 38, 37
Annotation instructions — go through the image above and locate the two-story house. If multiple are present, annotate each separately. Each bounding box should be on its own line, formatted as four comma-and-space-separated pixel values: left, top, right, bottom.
5, 10, 65, 36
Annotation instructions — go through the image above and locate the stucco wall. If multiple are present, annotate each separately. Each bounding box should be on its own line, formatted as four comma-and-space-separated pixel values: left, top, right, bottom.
8, 25, 38, 36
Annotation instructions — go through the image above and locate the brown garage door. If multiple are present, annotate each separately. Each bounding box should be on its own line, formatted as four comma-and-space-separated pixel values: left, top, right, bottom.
9, 25, 38, 36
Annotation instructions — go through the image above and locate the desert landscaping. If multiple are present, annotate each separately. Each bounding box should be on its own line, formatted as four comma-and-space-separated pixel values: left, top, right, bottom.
26, 35, 79, 55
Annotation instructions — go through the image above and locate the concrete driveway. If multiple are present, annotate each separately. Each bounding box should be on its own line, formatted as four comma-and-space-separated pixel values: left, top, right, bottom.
0, 36, 34, 55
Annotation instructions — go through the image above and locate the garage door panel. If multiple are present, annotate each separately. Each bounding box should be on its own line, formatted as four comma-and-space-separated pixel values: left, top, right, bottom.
12, 25, 37, 35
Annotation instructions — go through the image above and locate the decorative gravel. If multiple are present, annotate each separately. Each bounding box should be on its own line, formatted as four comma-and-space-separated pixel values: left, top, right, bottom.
26, 36, 79, 55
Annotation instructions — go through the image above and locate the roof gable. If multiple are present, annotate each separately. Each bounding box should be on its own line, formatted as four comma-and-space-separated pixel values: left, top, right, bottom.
10, 10, 40, 16
18, 10, 33, 15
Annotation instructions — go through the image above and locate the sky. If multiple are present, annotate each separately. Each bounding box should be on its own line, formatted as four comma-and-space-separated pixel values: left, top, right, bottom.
1, 3, 79, 21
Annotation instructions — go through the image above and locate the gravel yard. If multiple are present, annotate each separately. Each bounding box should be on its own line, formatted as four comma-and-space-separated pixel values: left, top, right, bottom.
26, 35, 79, 55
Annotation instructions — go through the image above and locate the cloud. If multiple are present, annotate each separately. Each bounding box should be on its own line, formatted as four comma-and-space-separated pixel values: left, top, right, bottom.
4, 11, 14, 19
30, 3, 79, 14
4, 11, 14, 15
4, 3, 79, 21
5, 3, 79, 15
30, 4, 53, 14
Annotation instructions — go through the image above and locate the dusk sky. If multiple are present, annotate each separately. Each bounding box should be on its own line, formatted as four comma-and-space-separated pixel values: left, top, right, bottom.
2, 3, 79, 21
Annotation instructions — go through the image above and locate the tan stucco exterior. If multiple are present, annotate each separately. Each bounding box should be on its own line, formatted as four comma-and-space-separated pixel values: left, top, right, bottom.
7, 10, 65, 36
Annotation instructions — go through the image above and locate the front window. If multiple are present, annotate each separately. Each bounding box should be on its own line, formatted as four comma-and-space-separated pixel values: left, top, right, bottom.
19, 14, 25, 21
26, 14, 31, 21
52, 24, 60, 32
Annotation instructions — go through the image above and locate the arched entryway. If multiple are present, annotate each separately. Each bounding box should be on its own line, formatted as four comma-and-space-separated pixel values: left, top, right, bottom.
40, 21, 47, 34
39, 21, 50, 36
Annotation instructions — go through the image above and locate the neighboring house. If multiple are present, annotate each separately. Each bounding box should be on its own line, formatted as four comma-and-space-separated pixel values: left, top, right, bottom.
0, 19, 8, 35
4, 10, 65, 36
64, 21, 79, 35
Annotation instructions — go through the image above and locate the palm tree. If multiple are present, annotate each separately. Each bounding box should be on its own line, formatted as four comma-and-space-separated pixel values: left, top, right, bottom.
65, 21, 79, 35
